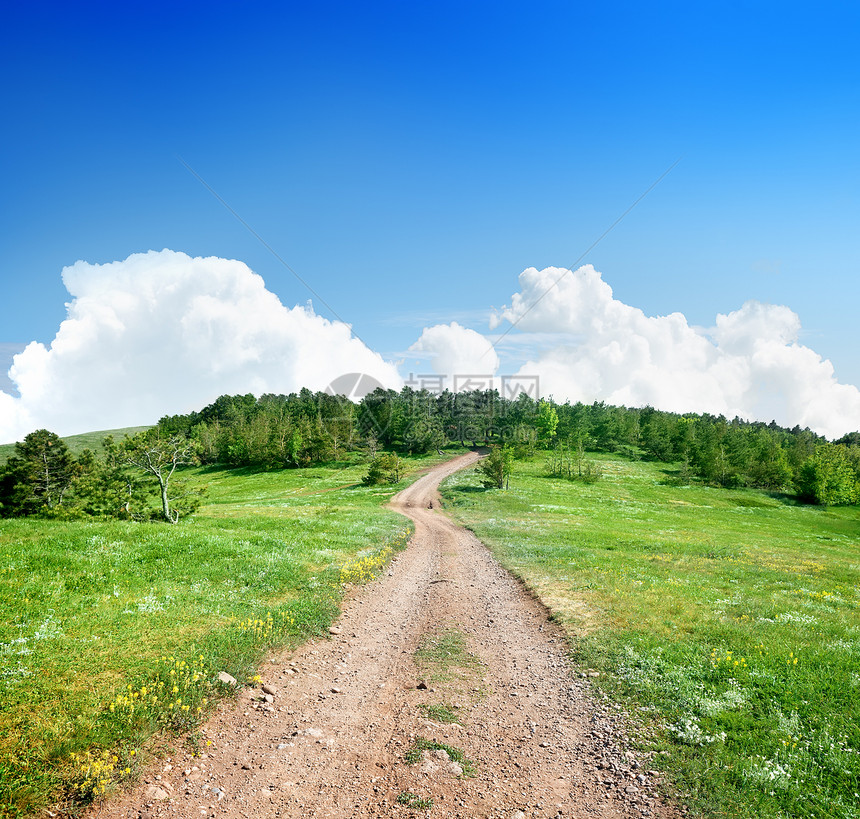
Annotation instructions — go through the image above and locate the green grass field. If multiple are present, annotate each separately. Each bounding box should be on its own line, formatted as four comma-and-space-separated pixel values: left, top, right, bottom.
0, 426, 153, 464
0, 452, 455, 818
441, 453, 860, 819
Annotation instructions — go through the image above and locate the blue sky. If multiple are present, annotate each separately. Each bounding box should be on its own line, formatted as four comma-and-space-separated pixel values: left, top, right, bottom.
1, 1, 859, 438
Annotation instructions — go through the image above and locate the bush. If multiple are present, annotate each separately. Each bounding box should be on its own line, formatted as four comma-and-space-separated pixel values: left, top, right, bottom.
579, 459, 603, 484
362, 453, 403, 485
477, 445, 514, 489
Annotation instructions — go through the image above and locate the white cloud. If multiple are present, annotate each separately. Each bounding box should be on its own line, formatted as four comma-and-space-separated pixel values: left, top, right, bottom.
5, 254, 856, 445
0, 249, 401, 442
408, 321, 499, 382
491, 265, 860, 439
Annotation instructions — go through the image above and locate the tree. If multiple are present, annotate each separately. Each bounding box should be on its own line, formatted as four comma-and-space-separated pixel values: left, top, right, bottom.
357, 388, 399, 447
0, 429, 76, 516
452, 390, 481, 447
746, 429, 793, 490
71, 439, 157, 519
535, 400, 559, 447
402, 415, 446, 454
510, 423, 537, 458
796, 444, 858, 506
477, 444, 514, 489
546, 439, 602, 483
364, 430, 379, 459
121, 432, 199, 523
640, 408, 675, 461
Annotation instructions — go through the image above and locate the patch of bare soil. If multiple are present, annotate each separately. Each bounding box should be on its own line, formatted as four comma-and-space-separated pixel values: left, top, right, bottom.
86, 454, 681, 819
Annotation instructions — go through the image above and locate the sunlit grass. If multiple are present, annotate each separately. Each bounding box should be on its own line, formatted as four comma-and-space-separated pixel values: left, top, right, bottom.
441, 453, 860, 819
414, 626, 485, 689
0, 453, 448, 818
418, 702, 463, 725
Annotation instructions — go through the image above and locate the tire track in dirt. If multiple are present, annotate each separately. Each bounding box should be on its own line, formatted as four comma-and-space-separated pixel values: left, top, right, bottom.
89, 453, 680, 819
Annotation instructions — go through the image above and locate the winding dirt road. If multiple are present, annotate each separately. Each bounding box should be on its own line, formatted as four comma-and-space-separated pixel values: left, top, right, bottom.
90, 454, 680, 819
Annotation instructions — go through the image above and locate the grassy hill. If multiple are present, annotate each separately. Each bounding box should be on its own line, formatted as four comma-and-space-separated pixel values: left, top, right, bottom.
441, 452, 860, 819
0, 426, 152, 464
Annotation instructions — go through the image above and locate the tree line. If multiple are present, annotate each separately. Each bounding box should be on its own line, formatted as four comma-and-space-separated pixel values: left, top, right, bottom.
0, 428, 202, 522
160, 388, 856, 504
1, 387, 858, 519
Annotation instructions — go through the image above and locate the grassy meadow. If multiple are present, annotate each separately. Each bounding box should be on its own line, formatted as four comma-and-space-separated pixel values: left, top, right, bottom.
0, 453, 456, 817
441, 453, 860, 819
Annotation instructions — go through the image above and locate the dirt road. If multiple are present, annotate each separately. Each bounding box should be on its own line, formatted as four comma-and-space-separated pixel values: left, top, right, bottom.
90, 453, 679, 819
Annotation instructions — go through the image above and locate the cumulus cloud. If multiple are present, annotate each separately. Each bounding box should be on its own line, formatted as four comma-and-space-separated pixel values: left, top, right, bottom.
408, 321, 499, 383
0, 250, 401, 442
491, 265, 860, 439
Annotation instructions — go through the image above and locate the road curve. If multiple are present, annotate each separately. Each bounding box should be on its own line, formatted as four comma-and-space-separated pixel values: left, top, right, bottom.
89, 454, 678, 819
